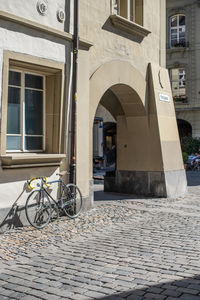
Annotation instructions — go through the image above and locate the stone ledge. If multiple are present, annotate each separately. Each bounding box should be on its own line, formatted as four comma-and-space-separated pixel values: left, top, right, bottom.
167, 47, 189, 54
175, 105, 200, 112
0, 10, 93, 49
110, 14, 151, 38
1, 153, 66, 169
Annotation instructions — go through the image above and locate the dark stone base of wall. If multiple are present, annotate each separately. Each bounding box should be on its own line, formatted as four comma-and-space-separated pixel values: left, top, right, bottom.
104, 169, 187, 198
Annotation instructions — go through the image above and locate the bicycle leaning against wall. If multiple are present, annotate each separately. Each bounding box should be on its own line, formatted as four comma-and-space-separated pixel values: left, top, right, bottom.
25, 171, 83, 229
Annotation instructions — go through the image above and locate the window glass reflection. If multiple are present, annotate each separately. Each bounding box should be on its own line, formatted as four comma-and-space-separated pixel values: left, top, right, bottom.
25, 90, 43, 135
170, 68, 186, 101
7, 87, 20, 134
25, 74, 43, 90
6, 70, 44, 151
6, 136, 21, 151
170, 15, 186, 48
25, 136, 43, 150
9, 71, 21, 86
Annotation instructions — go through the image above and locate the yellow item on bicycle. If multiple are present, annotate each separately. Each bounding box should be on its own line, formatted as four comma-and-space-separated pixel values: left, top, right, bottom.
42, 177, 51, 188
28, 177, 51, 190
28, 177, 37, 190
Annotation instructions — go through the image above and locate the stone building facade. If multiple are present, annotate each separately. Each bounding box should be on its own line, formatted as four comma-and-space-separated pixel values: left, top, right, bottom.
0, 0, 186, 229
167, 0, 200, 138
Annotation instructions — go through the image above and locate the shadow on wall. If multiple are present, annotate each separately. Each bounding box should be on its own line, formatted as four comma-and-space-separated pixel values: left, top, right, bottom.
0, 166, 57, 184
97, 275, 200, 299
0, 19, 68, 47
64, 0, 71, 33
102, 17, 144, 43
0, 182, 29, 233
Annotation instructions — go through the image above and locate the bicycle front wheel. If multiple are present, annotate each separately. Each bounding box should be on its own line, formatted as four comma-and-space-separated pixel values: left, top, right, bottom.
62, 184, 82, 218
25, 189, 52, 229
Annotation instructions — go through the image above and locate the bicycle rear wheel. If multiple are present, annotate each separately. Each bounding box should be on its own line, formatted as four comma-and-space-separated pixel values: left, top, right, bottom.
25, 189, 52, 229
62, 184, 82, 218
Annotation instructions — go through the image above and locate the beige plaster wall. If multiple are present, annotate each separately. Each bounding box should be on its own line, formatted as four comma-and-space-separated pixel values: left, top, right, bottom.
76, 49, 90, 197
150, 63, 184, 171
79, 0, 166, 77
117, 115, 164, 171
0, 22, 68, 63
0, 166, 60, 212
95, 104, 116, 124
116, 63, 183, 173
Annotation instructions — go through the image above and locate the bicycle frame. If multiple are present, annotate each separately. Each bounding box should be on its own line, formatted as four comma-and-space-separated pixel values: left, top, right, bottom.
28, 177, 72, 209
26, 176, 83, 228
44, 179, 71, 209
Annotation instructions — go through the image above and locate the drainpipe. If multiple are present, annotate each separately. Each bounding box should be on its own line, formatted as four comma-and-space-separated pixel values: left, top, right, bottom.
69, 0, 79, 185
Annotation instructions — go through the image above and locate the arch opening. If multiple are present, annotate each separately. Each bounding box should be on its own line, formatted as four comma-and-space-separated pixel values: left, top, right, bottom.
92, 83, 147, 195
177, 119, 192, 140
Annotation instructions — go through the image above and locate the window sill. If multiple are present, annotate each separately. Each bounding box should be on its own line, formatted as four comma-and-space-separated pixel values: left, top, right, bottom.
109, 14, 151, 38
167, 47, 188, 54
1, 153, 66, 169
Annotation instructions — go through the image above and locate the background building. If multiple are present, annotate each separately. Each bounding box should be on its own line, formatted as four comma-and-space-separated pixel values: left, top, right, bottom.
167, 0, 200, 139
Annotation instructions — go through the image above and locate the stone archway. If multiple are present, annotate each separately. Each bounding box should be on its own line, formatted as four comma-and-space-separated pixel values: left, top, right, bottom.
90, 60, 147, 126
89, 60, 187, 199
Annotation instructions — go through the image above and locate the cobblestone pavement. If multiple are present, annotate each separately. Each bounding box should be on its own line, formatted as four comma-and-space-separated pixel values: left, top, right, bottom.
0, 172, 200, 299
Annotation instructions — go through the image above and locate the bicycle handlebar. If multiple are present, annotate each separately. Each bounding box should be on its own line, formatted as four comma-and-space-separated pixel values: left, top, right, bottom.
27, 177, 51, 190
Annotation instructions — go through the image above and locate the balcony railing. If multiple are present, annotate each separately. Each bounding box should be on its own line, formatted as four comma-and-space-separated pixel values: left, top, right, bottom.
168, 41, 189, 49
173, 96, 188, 103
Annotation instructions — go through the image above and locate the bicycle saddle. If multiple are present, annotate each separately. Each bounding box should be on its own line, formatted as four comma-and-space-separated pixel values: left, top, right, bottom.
56, 171, 69, 176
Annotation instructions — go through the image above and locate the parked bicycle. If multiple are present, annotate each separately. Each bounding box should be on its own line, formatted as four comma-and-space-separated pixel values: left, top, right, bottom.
25, 171, 82, 229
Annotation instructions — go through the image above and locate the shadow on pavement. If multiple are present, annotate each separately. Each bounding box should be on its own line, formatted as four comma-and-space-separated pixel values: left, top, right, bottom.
97, 275, 200, 299
94, 181, 150, 202
94, 189, 143, 202
0, 205, 24, 232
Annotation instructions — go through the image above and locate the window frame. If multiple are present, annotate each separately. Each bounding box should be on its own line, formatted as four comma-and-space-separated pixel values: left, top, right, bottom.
169, 68, 186, 101
169, 14, 186, 48
7, 68, 46, 153
113, 0, 143, 24
0, 50, 65, 165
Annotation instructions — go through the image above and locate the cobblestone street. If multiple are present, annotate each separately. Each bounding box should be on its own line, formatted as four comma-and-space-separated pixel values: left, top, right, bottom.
0, 172, 200, 300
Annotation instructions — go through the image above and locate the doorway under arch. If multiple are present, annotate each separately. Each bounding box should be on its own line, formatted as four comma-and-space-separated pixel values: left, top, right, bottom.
92, 82, 153, 196
177, 119, 192, 140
